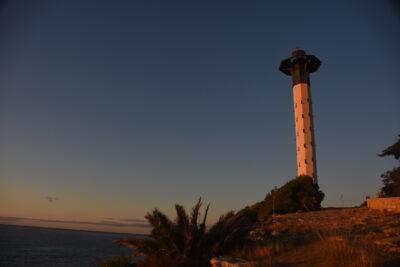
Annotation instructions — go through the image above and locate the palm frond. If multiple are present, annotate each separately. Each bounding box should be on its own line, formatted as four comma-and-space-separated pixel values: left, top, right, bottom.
199, 203, 210, 236
190, 198, 202, 230
175, 204, 190, 253
145, 209, 177, 254
145, 209, 173, 237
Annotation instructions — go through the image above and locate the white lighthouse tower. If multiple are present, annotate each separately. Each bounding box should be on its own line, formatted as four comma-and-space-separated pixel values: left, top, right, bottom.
279, 49, 321, 182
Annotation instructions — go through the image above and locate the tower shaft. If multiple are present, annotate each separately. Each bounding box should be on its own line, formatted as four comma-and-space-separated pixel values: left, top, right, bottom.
293, 82, 317, 179
279, 49, 321, 182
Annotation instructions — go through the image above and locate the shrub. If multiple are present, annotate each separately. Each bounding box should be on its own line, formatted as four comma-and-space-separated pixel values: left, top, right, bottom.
379, 134, 400, 197
116, 199, 256, 267
380, 167, 400, 197
249, 175, 325, 220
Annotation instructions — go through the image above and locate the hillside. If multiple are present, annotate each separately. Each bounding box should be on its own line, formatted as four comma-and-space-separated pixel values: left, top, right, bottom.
234, 208, 400, 266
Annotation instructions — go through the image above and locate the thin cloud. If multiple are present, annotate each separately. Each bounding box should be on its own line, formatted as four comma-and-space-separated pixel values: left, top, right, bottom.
101, 217, 146, 223
0, 216, 23, 223
0, 216, 150, 229
119, 218, 146, 223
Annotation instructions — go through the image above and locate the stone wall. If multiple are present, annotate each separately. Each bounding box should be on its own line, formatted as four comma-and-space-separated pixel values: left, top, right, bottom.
367, 197, 400, 213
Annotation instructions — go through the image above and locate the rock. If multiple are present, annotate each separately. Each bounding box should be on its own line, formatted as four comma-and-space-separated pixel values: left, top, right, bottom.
210, 256, 258, 267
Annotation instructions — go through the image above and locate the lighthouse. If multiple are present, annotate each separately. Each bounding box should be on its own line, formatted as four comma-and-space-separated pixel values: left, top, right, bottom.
279, 49, 321, 182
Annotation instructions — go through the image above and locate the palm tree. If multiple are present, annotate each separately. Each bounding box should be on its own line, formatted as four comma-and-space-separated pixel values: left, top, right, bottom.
116, 199, 254, 267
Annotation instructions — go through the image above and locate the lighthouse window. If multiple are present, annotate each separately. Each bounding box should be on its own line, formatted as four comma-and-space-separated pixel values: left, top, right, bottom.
302, 129, 305, 133
304, 144, 307, 148
300, 100, 303, 104
302, 114, 305, 118
305, 160, 308, 164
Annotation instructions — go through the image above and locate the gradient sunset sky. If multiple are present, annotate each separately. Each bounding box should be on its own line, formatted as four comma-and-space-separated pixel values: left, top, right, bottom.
0, 0, 399, 234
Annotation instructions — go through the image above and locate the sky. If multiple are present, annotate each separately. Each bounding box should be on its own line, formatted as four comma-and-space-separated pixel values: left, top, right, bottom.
0, 0, 399, 234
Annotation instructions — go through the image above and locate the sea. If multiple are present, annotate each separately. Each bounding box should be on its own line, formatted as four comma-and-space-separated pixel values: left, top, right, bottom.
0, 224, 144, 267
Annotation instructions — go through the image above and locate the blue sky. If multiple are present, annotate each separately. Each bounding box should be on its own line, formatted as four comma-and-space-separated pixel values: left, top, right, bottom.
0, 0, 399, 233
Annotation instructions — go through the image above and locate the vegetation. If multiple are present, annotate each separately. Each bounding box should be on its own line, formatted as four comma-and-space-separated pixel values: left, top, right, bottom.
232, 208, 398, 266
317, 235, 383, 267
247, 175, 325, 220
101, 177, 325, 266
233, 232, 383, 267
116, 198, 255, 267
100, 135, 400, 266
379, 135, 400, 197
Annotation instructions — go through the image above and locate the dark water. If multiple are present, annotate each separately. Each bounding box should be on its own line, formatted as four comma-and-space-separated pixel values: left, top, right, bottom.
0, 224, 143, 267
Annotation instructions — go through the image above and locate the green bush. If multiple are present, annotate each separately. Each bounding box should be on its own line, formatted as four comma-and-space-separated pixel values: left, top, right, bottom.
249, 175, 325, 220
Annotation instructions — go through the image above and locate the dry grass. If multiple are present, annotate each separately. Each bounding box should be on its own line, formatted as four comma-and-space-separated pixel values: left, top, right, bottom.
228, 208, 399, 266
232, 246, 274, 266
231, 235, 383, 267
320, 238, 382, 267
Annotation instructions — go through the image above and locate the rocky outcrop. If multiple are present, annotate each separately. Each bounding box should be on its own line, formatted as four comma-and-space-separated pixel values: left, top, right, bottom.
210, 257, 258, 267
